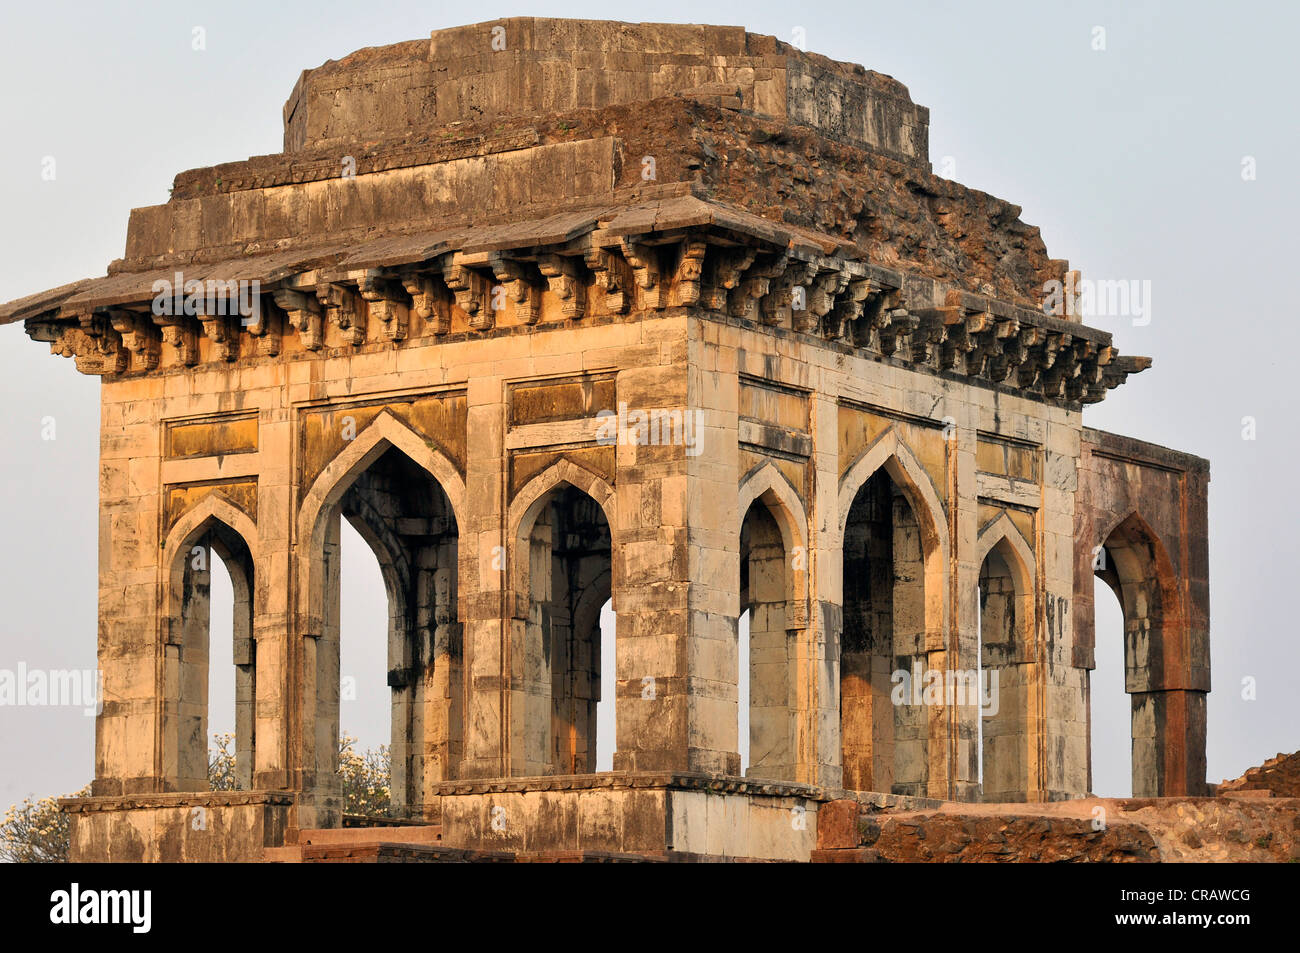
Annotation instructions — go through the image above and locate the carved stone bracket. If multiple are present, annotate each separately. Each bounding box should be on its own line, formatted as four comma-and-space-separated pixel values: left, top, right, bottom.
108, 309, 161, 371
985, 314, 1023, 382
537, 254, 586, 320
316, 283, 365, 346
30, 314, 127, 376
669, 240, 709, 307
730, 253, 788, 322
360, 271, 412, 342
241, 295, 282, 358
442, 260, 494, 331
199, 313, 238, 362
825, 277, 871, 341
702, 246, 757, 312
797, 267, 849, 333
583, 249, 631, 315
761, 259, 816, 328
879, 307, 918, 357
272, 289, 324, 351
150, 316, 200, 367
400, 271, 450, 336
491, 257, 543, 324
620, 239, 663, 310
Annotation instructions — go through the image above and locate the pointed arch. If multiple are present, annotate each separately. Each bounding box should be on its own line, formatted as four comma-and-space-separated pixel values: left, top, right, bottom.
976, 511, 1035, 590
737, 462, 811, 783
298, 408, 466, 548
1091, 507, 1192, 798
294, 407, 466, 820
159, 491, 260, 791
164, 493, 260, 577
835, 426, 950, 638
835, 425, 950, 798
1096, 509, 1183, 633
974, 511, 1038, 802
162, 491, 260, 633
507, 456, 617, 600
738, 460, 810, 621
738, 461, 809, 561
297, 409, 466, 626
506, 457, 617, 775
835, 427, 949, 565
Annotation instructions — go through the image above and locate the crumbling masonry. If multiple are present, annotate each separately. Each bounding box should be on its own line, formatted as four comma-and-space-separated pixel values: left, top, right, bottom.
1, 18, 1210, 861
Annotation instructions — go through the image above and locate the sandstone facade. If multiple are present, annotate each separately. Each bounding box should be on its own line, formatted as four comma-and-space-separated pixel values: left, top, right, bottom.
1, 18, 1210, 862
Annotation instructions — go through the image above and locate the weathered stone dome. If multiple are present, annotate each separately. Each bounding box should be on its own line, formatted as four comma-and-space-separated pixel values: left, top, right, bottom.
284, 18, 929, 161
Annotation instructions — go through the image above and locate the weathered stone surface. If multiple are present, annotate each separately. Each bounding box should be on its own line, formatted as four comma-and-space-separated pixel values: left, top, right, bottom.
0, 18, 1213, 862
284, 19, 928, 162
813, 795, 1300, 863
1217, 750, 1300, 799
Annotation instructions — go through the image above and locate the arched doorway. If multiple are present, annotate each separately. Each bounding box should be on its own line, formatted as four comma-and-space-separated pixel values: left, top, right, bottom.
515, 481, 613, 775
976, 531, 1033, 801
1090, 560, 1129, 796
739, 499, 796, 781
324, 445, 460, 814
840, 465, 935, 796
166, 514, 255, 791
1091, 512, 1184, 797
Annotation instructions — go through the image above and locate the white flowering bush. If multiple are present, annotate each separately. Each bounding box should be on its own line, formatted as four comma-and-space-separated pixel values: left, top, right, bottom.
2, 731, 392, 860
337, 733, 391, 817
208, 731, 239, 791
0, 784, 91, 863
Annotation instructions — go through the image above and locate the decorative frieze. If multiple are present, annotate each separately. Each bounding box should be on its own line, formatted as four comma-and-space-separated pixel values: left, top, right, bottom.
17, 218, 1140, 404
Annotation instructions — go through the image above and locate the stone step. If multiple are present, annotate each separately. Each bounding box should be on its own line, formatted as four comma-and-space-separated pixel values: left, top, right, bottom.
263, 845, 304, 863
265, 824, 443, 862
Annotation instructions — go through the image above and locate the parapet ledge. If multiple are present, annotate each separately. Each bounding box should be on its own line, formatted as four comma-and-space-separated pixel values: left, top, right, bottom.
58, 790, 297, 813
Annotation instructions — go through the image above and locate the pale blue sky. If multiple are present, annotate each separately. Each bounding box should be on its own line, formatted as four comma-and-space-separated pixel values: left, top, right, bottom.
1, 1, 1294, 804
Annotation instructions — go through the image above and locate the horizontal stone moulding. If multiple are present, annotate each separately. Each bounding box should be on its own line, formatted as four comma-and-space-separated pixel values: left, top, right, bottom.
7, 192, 1139, 406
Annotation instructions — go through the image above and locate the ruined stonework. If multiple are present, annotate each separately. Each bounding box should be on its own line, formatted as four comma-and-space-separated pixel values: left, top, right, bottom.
1, 18, 1210, 862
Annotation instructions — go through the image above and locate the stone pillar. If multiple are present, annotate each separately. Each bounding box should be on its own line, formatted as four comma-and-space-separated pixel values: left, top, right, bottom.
173, 549, 212, 791
461, 374, 507, 778
96, 388, 167, 795
656, 322, 738, 774
1043, 416, 1083, 801
951, 407, 980, 803
420, 542, 461, 804
254, 403, 293, 792
808, 388, 840, 789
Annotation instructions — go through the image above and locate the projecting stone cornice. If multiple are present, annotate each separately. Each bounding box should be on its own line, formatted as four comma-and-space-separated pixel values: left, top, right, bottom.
4, 185, 1145, 405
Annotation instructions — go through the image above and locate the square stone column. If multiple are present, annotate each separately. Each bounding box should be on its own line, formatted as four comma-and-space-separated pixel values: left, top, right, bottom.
95, 381, 166, 795
612, 319, 717, 771
459, 374, 508, 778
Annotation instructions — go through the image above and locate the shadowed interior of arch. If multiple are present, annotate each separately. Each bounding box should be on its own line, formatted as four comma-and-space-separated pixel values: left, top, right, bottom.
518, 481, 613, 775
976, 536, 1032, 801
841, 467, 929, 796
318, 444, 460, 817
